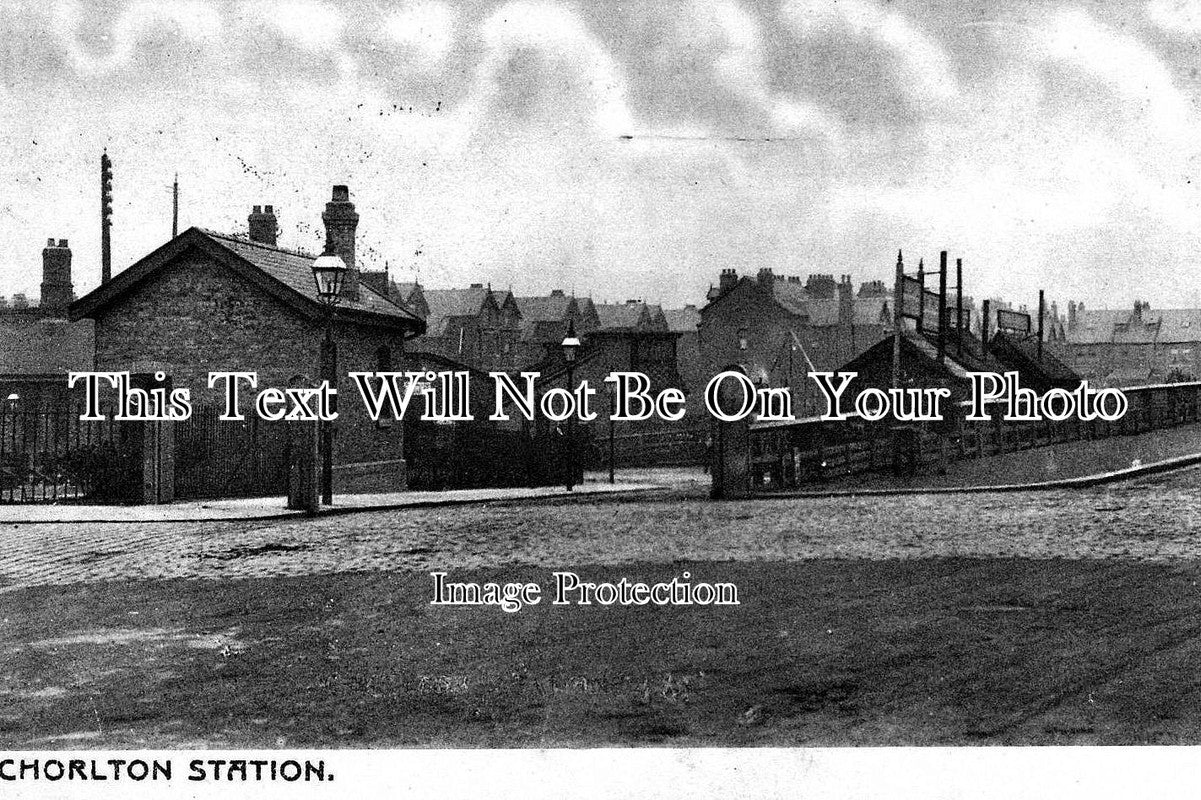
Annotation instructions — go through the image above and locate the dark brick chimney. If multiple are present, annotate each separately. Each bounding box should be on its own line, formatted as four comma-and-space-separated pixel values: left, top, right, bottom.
322, 185, 359, 301
837, 274, 853, 326
248, 204, 277, 246
718, 268, 738, 294
40, 238, 73, 314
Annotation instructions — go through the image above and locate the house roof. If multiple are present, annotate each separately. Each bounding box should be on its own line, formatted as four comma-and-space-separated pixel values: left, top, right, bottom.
1067, 307, 1201, 345
0, 316, 95, 376
516, 293, 576, 340
806, 298, 840, 326
595, 301, 646, 330
663, 305, 700, 333
421, 287, 494, 336
853, 296, 890, 326
769, 280, 809, 316
988, 330, 1081, 389
516, 293, 573, 323
71, 227, 424, 333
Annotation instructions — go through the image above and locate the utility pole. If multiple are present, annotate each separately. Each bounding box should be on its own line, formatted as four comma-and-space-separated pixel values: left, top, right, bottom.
938, 251, 947, 363
101, 151, 113, 284
956, 257, 963, 358
892, 250, 903, 391
1037, 289, 1045, 362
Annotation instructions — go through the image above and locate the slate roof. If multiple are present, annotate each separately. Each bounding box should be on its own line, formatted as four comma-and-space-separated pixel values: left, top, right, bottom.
853, 296, 890, 326
203, 232, 417, 322
663, 305, 700, 333
988, 330, 1081, 390
595, 302, 645, 330
1067, 307, 1201, 345
806, 298, 841, 326
769, 280, 809, 316
71, 227, 424, 333
516, 293, 575, 339
0, 315, 95, 375
421, 287, 492, 336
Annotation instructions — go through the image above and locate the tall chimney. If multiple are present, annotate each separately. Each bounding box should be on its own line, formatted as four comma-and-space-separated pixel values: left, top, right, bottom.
322, 185, 359, 301
101, 151, 113, 284
837, 274, 853, 327
172, 173, 179, 238
40, 238, 73, 314
248, 204, 278, 246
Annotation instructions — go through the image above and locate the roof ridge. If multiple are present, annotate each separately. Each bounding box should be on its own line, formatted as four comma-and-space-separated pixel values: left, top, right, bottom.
198, 228, 317, 259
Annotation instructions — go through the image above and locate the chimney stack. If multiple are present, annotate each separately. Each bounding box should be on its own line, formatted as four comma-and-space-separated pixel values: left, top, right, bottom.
837, 274, 853, 326
322, 185, 359, 301
40, 238, 74, 314
718, 268, 738, 293
248, 204, 278, 246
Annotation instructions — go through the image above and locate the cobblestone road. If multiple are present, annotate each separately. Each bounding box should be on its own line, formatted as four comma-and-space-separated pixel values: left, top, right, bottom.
2, 465, 1201, 592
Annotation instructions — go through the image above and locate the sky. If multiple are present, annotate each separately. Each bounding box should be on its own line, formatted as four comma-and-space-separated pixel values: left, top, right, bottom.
2, 0, 1201, 311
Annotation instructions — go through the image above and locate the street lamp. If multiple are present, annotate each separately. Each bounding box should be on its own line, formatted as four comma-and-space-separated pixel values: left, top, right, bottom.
311, 248, 346, 505
561, 320, 581, 492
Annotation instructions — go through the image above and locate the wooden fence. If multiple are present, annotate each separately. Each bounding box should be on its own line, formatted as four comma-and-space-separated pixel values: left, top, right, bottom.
746, 381, 1201, 489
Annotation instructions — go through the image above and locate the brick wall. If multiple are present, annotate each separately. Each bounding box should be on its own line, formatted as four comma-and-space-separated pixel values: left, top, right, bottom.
92, 252, 409, 486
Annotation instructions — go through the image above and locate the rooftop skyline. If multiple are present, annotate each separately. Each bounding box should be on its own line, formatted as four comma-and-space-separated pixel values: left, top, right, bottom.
2, 0, 1201, 309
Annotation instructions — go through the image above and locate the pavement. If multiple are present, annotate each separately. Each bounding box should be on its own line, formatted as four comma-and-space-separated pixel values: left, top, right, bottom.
0, 477, 677, 525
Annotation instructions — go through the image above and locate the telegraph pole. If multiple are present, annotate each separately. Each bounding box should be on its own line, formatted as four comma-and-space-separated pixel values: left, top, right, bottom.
892, 250, 903, 390
101, 151, 113, 284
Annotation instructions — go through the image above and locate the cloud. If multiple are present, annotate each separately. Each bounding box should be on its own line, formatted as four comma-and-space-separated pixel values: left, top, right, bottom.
782, 0, 958, 107
1147, 0, 1201, 33
383, 2, 458, 64
693, 0, 842, 144
51, 0, 221, 75
265, 0, 344, 51
454, 1, 634, 140
1039, 7, 1193, 145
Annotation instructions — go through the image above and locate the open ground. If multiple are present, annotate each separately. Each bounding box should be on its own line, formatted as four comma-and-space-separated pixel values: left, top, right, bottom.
3, 466, 1201, 747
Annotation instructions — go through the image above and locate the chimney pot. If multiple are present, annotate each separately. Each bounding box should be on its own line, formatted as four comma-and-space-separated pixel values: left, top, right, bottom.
46, 238, 54, 247
58, 239, 67, 247
332, 185, 349, 202
264, 204, 273, 214
248, 204, 278, 247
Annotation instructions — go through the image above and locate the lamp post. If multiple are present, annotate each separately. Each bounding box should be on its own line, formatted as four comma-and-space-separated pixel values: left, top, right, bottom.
561, 320, 581, 491
4, 393, 17, 455
311, 248, 347, 505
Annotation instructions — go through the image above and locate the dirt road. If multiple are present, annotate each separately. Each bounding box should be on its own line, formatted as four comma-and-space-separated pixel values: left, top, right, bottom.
3, 471, 1201, 746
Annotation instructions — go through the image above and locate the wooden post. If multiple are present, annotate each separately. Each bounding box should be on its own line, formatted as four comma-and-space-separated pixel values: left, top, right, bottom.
710, 368, 752, 499
1037, 289, 1045, 362
956, 257, 963, 358
938, 250, 947, 363
288, 375, 320, 514
892, 250, 903, 391
126, 367, 175, 504
982, 299, 991, 357
917, 257, 925, 334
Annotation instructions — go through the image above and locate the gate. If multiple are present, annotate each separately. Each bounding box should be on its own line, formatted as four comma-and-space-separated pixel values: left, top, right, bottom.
173, 406, 290, 500
404, 419, 584, 490
0, 402, 133, 503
